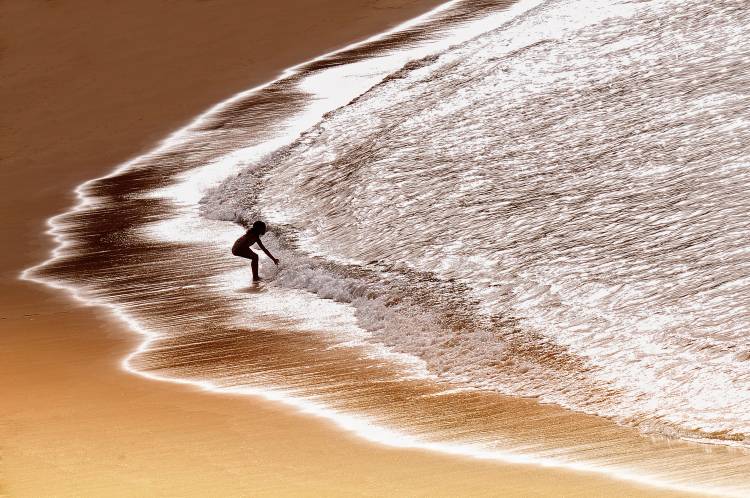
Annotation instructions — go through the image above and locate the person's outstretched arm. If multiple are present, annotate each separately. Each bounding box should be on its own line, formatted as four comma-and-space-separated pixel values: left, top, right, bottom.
256, 239, 279, 265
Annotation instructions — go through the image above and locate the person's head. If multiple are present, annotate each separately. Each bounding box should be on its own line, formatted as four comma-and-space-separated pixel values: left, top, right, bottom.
251, 220, 267, 235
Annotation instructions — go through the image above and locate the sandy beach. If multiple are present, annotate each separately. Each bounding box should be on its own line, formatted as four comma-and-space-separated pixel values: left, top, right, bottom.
0, 1, 708, 496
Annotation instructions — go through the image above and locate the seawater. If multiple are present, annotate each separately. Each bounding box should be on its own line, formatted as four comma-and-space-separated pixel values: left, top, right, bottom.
207, 0, 750, 445
27, 0, 750, 494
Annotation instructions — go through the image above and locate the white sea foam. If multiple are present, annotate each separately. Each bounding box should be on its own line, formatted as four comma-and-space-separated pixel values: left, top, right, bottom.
203, 0, 750, 445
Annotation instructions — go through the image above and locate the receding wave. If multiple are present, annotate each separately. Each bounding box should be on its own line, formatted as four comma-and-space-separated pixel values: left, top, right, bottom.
25, 0, 750, 495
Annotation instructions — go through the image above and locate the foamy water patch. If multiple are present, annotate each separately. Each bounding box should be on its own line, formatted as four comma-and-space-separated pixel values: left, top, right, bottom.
235, 0, 750, 446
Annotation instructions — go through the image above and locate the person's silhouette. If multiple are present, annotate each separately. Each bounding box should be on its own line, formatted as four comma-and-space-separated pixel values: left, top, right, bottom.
231, 221, 279, 281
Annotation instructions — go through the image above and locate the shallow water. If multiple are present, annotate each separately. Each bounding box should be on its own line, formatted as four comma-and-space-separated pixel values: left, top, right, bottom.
28, 0, 750, 494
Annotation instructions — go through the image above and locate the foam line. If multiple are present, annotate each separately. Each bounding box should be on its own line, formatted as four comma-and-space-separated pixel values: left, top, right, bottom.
122, 343, 736, 497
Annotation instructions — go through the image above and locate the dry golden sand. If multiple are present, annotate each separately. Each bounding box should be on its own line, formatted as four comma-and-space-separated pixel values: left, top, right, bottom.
1, 1, 686, 496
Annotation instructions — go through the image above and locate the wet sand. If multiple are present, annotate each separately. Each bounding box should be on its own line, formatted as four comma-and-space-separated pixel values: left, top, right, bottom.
1, 1, 686, 496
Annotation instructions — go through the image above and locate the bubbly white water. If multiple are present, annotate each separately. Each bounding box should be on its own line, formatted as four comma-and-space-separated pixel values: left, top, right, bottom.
206, 0, 750, 444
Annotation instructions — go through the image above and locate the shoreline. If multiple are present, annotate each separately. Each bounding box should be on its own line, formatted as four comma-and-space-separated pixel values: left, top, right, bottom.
0, 1, 731, 496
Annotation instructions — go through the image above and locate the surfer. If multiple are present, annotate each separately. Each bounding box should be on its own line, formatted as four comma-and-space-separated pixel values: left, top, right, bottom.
231, 221, 279, 281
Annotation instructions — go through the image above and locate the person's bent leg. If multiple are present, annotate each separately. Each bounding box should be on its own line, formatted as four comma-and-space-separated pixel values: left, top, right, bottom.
250, 253, 259, 281
234, 247, 260, 280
